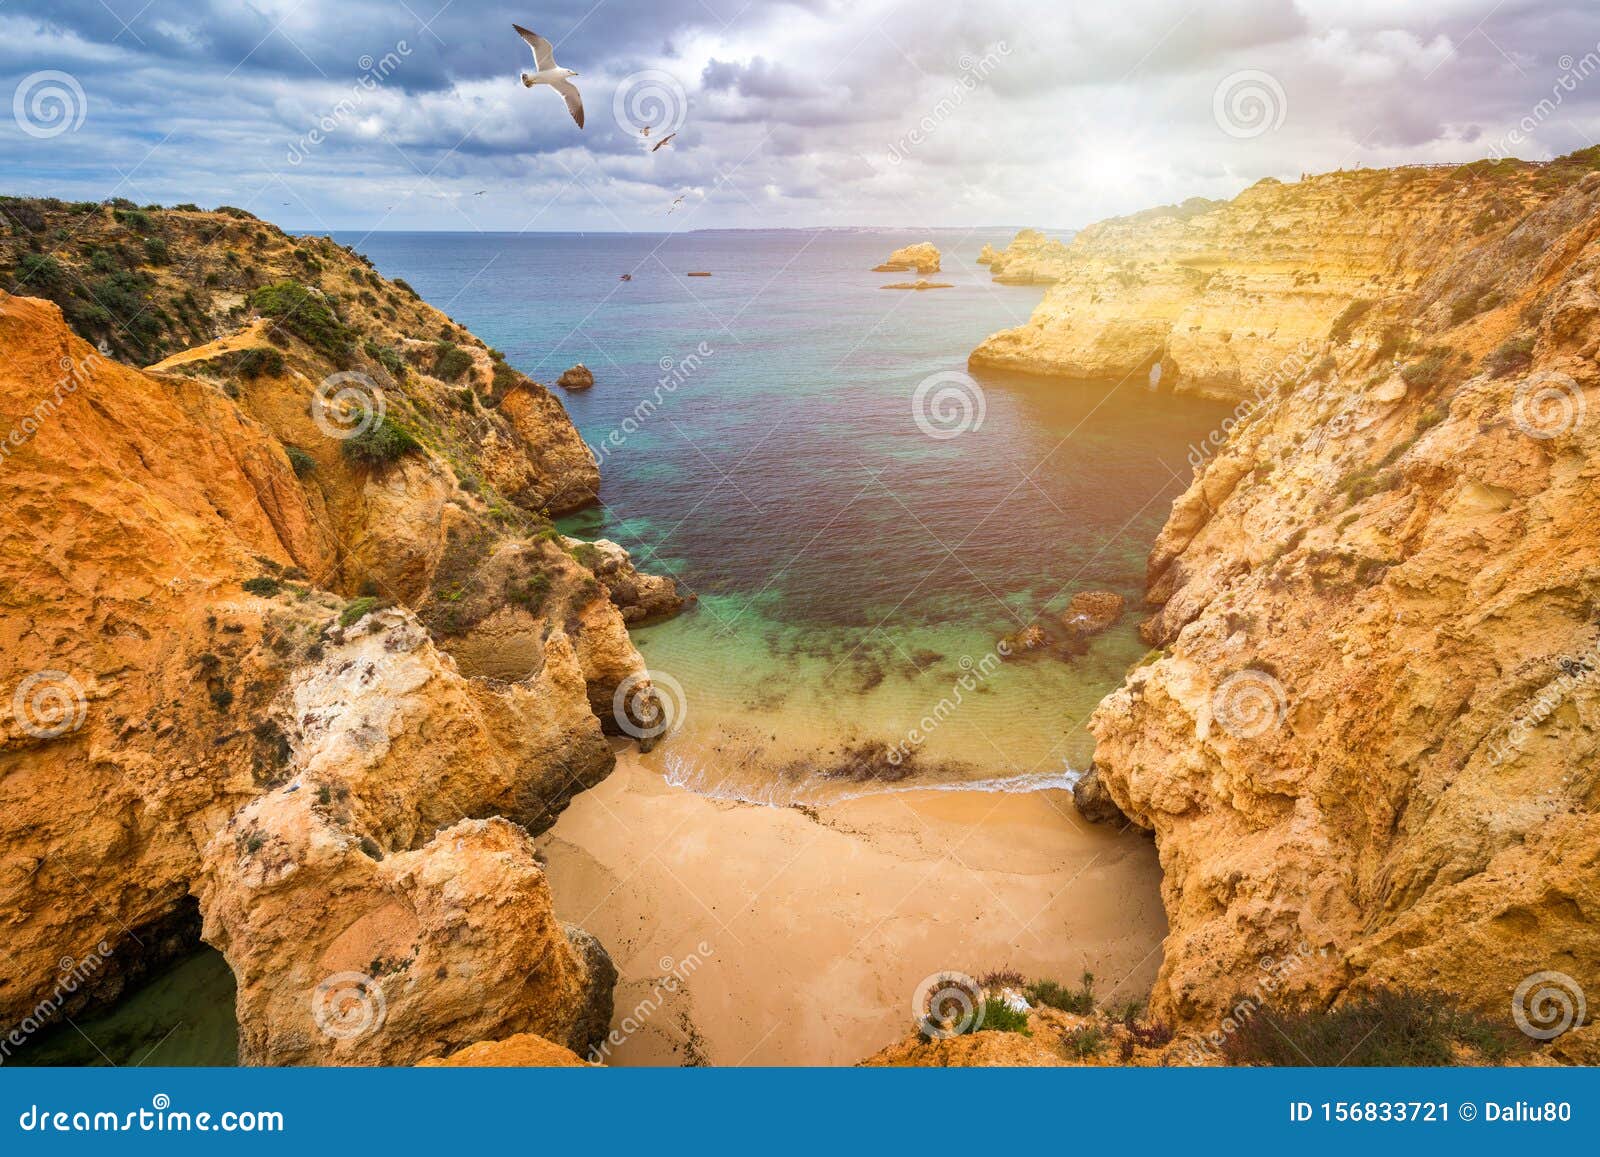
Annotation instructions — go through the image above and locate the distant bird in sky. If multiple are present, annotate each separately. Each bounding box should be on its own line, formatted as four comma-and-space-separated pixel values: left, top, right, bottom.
514, 24, 583, 128
652, 132, 677, 153
667, 193, 686, 214
620, 273, 632, 281
641, 126, 651, 138
473, 190, 486, 196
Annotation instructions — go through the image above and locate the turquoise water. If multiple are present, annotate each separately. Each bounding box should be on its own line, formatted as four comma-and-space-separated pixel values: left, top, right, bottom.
343, 227, 1229, 797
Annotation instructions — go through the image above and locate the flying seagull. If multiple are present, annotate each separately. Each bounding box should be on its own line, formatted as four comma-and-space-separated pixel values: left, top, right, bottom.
514, 24, 583, 128
652, 132, 677, 153
641, 126, 651, 138
667, 193, 686, 214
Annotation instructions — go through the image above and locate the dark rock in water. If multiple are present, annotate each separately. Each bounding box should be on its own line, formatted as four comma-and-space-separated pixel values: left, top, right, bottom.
1000, 624, 1052, 652
557, 363, 595, 390
1073, 765, 1132, 825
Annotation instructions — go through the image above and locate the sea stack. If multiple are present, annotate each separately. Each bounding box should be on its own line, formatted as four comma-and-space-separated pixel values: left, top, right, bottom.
873, 241, 941, 275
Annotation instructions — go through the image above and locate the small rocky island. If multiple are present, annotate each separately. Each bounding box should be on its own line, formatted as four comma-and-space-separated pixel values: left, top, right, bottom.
557, 363, 595, 390
873, 241, 941, 275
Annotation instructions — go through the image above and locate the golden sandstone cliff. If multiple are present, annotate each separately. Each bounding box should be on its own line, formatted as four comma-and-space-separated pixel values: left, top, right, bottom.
972, 155, 1600, 1061
0, 201, 679, 1063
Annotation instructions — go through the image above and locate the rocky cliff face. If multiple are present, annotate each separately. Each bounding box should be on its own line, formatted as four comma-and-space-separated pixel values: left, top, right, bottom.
980, 155, 1600, 1044
0, 204, 676, 1061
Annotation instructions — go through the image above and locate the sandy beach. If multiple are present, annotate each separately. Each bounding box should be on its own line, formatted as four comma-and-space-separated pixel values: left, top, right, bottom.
535, 749, 1167, 1066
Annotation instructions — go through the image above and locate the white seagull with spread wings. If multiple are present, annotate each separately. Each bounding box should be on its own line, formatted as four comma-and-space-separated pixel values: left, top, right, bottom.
514, 24, 583, 128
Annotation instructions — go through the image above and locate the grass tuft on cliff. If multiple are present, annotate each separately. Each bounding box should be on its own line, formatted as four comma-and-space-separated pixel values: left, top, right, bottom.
252, 279, 355, 364
1219, 989, 1526, 1066
341, 415, 421, 467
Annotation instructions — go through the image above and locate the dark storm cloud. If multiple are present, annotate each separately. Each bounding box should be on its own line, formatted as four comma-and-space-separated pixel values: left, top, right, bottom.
4, 1, 1600, 231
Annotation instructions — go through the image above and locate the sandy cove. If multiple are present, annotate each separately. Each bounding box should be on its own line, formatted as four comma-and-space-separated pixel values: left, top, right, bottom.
534, 749, 1166, 1066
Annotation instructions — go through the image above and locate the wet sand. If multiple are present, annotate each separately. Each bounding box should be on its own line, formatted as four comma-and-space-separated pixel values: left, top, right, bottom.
535, 750, 1167, 1066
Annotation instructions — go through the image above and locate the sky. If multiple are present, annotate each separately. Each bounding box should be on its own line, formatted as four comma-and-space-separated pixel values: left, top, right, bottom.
3, 0, 1600, 233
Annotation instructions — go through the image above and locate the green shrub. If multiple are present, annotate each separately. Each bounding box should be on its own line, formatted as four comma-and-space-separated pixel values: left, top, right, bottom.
1483, 334, 1534, 378
392, 277, 420, 299
1399, 349, 1452, 390
237, 347, 286, 379
1220, 989, 1524, 1067
241, 576, 281, 597
251, 280, 354, 363
1026, 972, 1096, 1015
283, 444, 316, 477
959, 996, 1031, 1036
341, 416, 420, 467
432, 340, 474, 383
142, 237, 171, 265
363, 338, 406, 379
339, 596, 379, 627
1328, 299, 1373, 343
1063, 1024, 1105, 1058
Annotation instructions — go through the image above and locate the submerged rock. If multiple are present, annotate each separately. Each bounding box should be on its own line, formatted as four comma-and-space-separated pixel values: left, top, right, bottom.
1060, 590, 1126, 638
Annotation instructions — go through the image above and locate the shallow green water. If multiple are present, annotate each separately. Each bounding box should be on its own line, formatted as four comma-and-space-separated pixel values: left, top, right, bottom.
9, 951, 237, 1067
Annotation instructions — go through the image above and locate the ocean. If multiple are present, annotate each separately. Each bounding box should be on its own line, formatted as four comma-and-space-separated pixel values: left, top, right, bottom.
344, 226, 1228, 799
